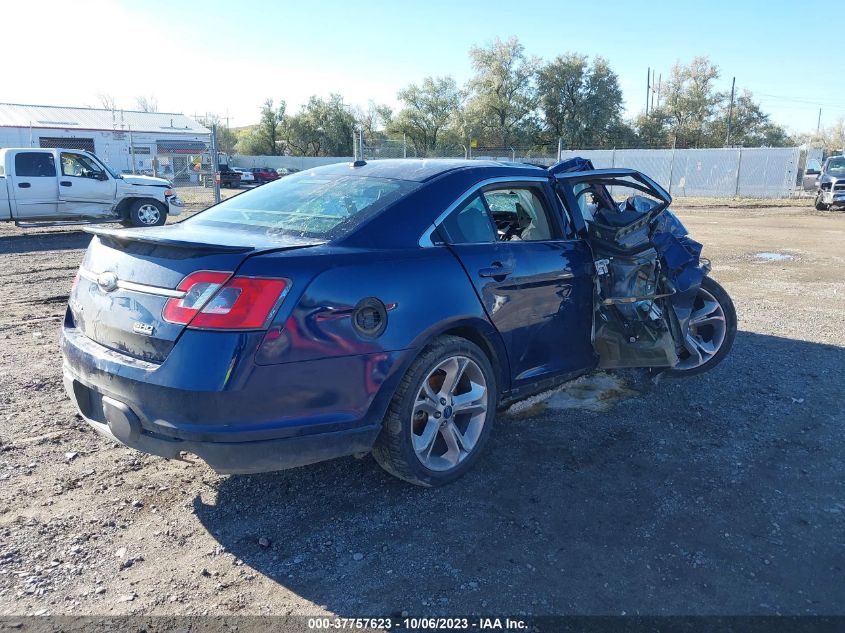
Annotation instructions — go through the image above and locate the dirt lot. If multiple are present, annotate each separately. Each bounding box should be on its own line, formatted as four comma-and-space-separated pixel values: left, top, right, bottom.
0, 205, 843, 617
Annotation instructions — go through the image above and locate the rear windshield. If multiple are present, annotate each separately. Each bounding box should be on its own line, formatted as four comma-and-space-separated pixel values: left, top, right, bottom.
185, 173, 417, 239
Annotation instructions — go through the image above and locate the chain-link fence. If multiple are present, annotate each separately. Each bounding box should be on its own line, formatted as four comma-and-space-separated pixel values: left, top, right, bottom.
359, 133, 810, 198
363, 139, 559, 165
559, 147, 803, 198
125, 128, 222, 211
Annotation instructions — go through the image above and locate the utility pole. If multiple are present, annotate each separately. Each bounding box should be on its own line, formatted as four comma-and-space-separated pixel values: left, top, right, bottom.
816, 108, 822, 136
656, 73, 662, 108
650, 69, 656, 112
646, 66, 651, 115
725, 76, 736, 146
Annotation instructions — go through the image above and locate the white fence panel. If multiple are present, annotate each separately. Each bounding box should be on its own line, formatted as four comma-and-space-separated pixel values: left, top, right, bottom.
668, 149, 740, 197
233, 147, 805, 198
614, 149, 674, 190
736, 147, 800, 198
561, 147, 802, 198
559, 149, 615, 169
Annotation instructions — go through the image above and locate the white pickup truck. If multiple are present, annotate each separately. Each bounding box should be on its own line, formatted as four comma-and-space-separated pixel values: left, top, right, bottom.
0, 148, 184, 227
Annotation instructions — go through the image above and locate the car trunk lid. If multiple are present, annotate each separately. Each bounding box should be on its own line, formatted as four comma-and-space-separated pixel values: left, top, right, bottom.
69, 225, 321, 362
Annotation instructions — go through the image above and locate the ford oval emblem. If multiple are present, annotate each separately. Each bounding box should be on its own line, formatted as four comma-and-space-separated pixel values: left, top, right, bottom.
97, 272, 119, 293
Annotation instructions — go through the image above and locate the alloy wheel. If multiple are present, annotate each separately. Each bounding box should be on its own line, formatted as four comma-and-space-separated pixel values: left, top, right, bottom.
137, 204, 161, 225
675, 286, 728, 370
411, 355, 488, 472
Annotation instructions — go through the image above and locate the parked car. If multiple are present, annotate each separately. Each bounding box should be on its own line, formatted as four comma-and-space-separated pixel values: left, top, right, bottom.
233, 168, 256, 185
0, 148, 183, 227
802, 158, 822, 192
202, 165, 241, 189
275, 167, 300, 177
812, 156, 845, 210
249, 167, 279, 184
61, 159, 735, 486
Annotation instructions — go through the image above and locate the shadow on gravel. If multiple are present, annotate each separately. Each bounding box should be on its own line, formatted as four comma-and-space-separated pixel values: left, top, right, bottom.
0, 230, 92, 255
194, 332, 845, 616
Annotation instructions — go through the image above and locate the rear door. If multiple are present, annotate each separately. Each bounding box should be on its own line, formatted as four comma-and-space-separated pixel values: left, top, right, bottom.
58, 151, 117, 215
9, 151, 59, 217
440, 180, 595, 385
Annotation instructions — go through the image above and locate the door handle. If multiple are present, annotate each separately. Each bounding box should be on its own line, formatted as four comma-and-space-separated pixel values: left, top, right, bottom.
18, 182, 31, 188
478, 263, 513, 279
60, 181, 72, 187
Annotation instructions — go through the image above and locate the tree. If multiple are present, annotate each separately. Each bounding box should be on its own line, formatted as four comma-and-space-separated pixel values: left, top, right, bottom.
197, 114, 239, 155
283, 94, 355, 156
466, 37, 540, 147
135, 95, 159, 113
660, 57, 723, 147
801, 117, 845, 152
708, 90, 792, 147
355, 101, 393, 146
636, 61, 792, 149
238, 99, 287, 156
98, 93, 117, 111
634, 110, 672, 147
537, 54, 624, 148
390, 76, 463, 156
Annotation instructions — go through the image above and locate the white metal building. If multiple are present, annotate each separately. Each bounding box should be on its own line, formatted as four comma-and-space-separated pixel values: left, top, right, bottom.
0, 103, 210, 176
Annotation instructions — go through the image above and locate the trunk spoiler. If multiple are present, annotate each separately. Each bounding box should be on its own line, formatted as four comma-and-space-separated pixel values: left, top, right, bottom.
85, 227, 255, 253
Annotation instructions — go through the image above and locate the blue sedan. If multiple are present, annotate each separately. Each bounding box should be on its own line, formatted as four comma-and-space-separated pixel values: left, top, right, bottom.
61, 159, 735, 486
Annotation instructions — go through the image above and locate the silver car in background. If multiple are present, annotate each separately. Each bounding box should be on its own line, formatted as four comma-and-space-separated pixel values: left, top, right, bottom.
812, 156, 845, 210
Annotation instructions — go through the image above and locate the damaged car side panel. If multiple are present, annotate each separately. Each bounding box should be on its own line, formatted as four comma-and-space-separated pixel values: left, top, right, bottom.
553, 165, 732, 373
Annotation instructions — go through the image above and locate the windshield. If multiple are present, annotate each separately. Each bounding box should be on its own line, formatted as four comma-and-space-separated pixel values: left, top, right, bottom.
826, 157, 845, 176
89, 155, 121, 179
185, 172, 417, 239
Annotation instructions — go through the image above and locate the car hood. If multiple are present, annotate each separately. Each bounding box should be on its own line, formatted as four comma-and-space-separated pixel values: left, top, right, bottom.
121, 174, 172, 187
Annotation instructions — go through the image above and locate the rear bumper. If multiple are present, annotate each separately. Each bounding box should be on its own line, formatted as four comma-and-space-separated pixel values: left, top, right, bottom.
61, 320, 407, 474
63, 369, 379, 474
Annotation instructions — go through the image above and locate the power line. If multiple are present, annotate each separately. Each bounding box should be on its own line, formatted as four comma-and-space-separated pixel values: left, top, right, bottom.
753, 91, 845, 109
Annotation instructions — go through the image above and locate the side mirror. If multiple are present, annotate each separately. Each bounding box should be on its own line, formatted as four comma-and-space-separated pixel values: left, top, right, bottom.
97, 171, 108, 181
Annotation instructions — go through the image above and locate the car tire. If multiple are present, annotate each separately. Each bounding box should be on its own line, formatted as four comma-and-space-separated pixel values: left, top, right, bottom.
123, 199, 167, 227
372, 335, 497, 487
815, 193, 830, 211
667, 276, 737, 377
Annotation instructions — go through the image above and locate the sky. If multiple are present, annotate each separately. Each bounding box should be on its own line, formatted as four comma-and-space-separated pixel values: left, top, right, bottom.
3, 0, 842, 135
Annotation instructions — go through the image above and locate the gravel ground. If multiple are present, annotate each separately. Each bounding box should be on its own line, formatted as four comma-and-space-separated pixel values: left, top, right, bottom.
0, 205, 843, 617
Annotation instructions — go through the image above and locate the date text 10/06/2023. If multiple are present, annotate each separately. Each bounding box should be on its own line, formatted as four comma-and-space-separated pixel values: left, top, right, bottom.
306, 617, 528, 630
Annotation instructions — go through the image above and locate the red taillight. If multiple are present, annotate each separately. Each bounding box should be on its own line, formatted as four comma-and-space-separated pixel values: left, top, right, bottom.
163, 271, 288, 330
163, 271, 231, 325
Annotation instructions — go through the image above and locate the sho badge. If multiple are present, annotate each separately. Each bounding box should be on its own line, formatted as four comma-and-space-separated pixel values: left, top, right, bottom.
133, 322, 154, 337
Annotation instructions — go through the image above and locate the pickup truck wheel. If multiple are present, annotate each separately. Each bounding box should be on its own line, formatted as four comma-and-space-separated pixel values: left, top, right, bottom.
126, 200, 166, 227
372, 335, 497, 487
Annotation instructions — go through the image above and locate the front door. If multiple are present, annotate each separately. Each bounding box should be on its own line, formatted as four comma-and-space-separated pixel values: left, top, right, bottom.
58, 152, 117, 216
9, 151, 58, 218
441, 182, 595, 386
